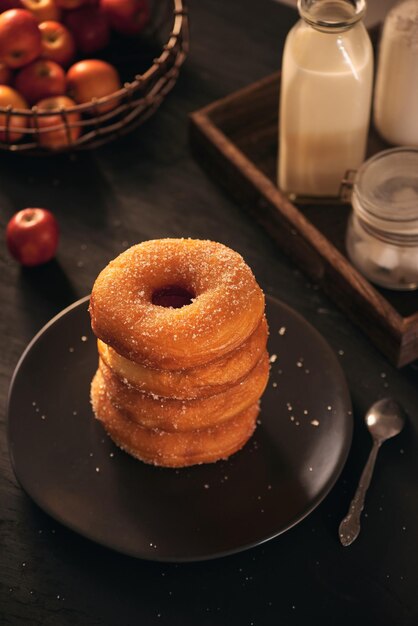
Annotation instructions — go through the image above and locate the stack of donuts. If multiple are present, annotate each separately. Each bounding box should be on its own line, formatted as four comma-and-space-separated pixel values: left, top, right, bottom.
89, 238, 269, 467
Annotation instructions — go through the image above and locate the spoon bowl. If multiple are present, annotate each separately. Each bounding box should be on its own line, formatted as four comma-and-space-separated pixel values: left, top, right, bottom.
365, 397, 405, 442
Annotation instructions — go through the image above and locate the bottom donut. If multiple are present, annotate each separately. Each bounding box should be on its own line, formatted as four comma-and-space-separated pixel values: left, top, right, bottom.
91, 370, 260, 468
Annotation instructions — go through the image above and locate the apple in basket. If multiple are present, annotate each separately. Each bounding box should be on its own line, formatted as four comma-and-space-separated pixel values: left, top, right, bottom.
0, 61, 12, 84
0, 9, 42, 69
39, 20, 76, 67
55, 0, 85, 8
67, 59, 121, 113
20, 0, 62, 23
100, 0, 150, 36
6, 208, 59, 266
0, 85, 29, 143
64, 4, 110, 54
15, 58, 66, 105
35, 95, 80, 148
0, 0, 23, 12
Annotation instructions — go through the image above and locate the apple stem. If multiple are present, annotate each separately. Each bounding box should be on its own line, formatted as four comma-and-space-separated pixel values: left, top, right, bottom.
22, 211, 36, 223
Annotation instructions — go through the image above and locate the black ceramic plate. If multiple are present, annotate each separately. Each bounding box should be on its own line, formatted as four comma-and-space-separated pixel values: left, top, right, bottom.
8, 295, 352, 562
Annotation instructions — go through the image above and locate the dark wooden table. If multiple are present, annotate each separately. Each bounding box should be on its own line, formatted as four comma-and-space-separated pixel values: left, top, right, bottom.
1, 1, 417, 624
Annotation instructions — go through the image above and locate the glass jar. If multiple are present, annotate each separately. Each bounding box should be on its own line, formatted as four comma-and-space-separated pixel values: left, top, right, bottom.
278, 0, 373, 198
373, 0, 418, 146
346, 147, 418, 290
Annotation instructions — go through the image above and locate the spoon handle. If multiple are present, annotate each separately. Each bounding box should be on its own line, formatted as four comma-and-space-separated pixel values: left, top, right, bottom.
338, 440, 381, 546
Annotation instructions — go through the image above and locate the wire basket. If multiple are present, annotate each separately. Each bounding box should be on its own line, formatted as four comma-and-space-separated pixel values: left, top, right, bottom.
0, 0, 188, 154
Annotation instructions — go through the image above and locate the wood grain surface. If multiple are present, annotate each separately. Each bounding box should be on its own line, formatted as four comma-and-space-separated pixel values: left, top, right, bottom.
1, 1, 417, 625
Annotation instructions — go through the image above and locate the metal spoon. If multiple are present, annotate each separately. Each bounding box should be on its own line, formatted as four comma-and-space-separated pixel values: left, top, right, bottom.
338, 398, 405, 547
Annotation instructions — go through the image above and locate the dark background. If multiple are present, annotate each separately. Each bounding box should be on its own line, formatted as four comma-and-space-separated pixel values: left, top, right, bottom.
1, 0, 417, 624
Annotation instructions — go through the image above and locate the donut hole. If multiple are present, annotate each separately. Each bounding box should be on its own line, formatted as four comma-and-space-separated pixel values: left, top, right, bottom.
152, 285, 195, 309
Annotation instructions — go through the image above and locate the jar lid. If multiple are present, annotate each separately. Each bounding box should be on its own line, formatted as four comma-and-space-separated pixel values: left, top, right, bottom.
353, 147, 418, 235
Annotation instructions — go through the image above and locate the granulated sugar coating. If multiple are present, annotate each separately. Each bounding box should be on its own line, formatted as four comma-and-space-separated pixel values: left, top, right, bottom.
97, 316, 268, 400
89, 238, 265, 370
89, 238, 269, 467
90, 370, 260, 468
97, 352, 269, 432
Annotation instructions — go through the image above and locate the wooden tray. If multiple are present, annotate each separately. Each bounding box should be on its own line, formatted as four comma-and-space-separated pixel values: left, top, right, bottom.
189, 72, 418, 368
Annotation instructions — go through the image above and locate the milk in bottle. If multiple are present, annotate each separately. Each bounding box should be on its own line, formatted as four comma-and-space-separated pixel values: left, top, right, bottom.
279, 0, 373, 197
374, 0, 418, 146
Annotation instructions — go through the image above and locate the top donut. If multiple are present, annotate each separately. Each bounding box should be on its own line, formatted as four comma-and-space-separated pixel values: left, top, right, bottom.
89, 238, 265, 370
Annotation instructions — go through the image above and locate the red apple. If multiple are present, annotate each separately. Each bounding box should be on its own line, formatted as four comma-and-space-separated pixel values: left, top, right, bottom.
100, 0, 149, 36
6, 207, 59, 266
36, 95, 80, 148
15, 58, 66, 104
67, 59, 120, 113
20, 0, 61, 22
55, 0, 85, 7
0, 84, 29, 142
0, 61, 12, 83
39, 20, 75, 67
0, 9, 42, 69
64, 5, 109, 55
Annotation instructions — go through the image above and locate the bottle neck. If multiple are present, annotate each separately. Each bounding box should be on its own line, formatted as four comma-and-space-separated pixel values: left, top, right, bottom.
297, 0, 366, 33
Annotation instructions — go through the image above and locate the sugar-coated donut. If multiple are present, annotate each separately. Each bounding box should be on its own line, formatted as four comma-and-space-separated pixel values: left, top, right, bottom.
89, 238, 269, 467
96, 350, 269, 432
89, 239, 265, 370
91, 370, 259, 467
98, 316, 268, 400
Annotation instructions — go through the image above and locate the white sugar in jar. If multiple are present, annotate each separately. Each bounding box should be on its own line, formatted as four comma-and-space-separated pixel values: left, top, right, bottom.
346, 148, 418, 290
373, 0, 418, 146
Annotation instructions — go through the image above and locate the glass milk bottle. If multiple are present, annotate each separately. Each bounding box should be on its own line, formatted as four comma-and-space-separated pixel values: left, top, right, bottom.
278, 0, 373, 198
373, 0, 418, 146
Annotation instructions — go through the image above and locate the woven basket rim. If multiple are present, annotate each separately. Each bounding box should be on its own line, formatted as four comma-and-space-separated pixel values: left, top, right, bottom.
0, 0, 189, 153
